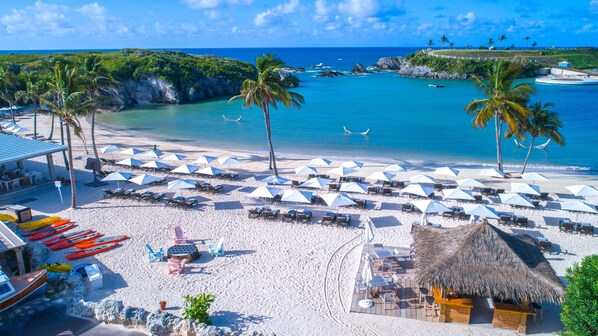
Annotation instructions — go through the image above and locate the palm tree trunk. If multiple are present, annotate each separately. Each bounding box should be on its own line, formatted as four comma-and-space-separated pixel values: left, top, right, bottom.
10, 104, 15, 124
48, 112, 55, 140
65, 124, 77, 209
91, 111, 101, 171
262, 107, 278, 175
59, 118, 69, 171
520, 137, 535, 174
33, 101, 37, 140
494, 114, 503, 171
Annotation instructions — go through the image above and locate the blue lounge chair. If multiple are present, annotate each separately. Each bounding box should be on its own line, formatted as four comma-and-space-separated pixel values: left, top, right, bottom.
146, 244, 164, 262
208, 238, 225, 257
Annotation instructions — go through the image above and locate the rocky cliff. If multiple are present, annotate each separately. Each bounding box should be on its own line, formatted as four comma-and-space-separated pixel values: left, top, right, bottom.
371, 56, 467, 79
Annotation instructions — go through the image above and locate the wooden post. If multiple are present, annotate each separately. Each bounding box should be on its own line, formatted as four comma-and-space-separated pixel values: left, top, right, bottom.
46, 154, 55, 180
14, 247, 26, 275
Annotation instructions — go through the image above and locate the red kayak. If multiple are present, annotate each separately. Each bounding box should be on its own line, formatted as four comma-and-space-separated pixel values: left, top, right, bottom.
29, 223, 75, 241
44, 230, 92, 246
65, 242, 118, 260
75, 235, 129, 249
49, 232, 100, 250
23, 219, 71, 236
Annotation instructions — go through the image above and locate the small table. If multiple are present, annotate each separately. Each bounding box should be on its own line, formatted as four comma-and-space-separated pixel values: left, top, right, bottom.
167, 244, 200, 262
372, 249, 394, 259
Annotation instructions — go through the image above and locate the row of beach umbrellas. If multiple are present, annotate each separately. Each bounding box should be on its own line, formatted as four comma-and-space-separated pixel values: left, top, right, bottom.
0, 121, 29, 134
101, 145, 240, 167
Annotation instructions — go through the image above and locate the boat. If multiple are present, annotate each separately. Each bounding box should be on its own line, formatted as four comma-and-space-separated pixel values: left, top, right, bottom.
18, 216, 62, 231
43, 229, 93, 246
22, 219, 71, 236
48, 231, 100, 250
0, 269, 47, 313
343, 126, 370, 136
38, 262, 73, 273
428, 84, 445, 88
28, 222, 75, 241
70, 263, 92, 277
75, 235, 129, 249
65, 242, 118, 260
535, 76, 598, 85
222, 115, 242, 122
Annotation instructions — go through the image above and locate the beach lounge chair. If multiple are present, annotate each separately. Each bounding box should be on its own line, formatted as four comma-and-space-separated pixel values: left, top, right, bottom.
515, 216, 528, 227
262, 208, 280, 219
167, 258, 186, 275
174, 226, 187, 244
473, 195, 483, 203
539, 192, 549, 200
296, 210, 312, 223
282, 210, 297, 222
579, 223, 595, 235
184, 198, 198, 209
481, 188, 493, 196
322, 212, 337, 225
146, 244, 164, 262
368, 186, 379, 195
354, 199, 367, 209
248, 207, 264, 218
272, 194, 282, 203
291, 180, 300, 188
151, 192, 165, 203
458, 212, 470, 221
434, 183, 443, 191
559, 219, 576, 233
336, 214, 351, 227
328, 183, 340, 191
207, 238, 225, 257
534, 238, 552, 253
443, 211, 454, 218
209, 184, 224, 193
402, 204, 414, 213
495, 188, 505, 195
140, 191, 155, 202
103, 188, 124, 198
382, 187, 393, 196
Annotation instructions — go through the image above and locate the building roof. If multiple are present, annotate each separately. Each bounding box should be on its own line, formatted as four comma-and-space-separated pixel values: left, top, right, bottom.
0, 221, 25, 253
0, 133, 67, 165
412, 222, 565, 303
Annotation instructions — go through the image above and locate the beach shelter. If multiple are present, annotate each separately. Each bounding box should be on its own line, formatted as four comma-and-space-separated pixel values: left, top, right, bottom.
193, 155, 217, 166
295, 165, 319, 176
510, 183, 540, 196
321, 193, 356, 207
409, 199, 451, 225
339, 182, 368, 194
434, 167, 460, 182
119, 148, 143, 156
521, 172, 549, 185
456, 178, 486, 189
301, 177, 332, 189
310, 157, 331, 167
163, 153, 186, 164
462, 204, 500, 222
479, 169, 506, 178
366, 171, 395, 182
342, 160, 364, 169
384, 164, 407, 173
409, 174, 435, 184
442, 188, 475, 202
281, 190, 313, 204
401, 184, 434, 198
129, 174, 164, 186
100, 145, 121, 155
139, 149, 164, 159
328, 166, 357, 177
260, 175, 290, 185
499, 193, 534, 208
115, 158, 143, 169
101, 172, 132, 188
565, 185, 598, 197
217, 156, 241, 167
167, 179, 196, 196
196, 166, 225, 176
560, 200, 597, 221
140, 161, 170, 169
249, 186, 283, 199
171, 164, 200, 174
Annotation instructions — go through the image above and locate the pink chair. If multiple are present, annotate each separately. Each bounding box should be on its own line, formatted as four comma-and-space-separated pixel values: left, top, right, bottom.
167, 258, 186, 275
174, 226, 187, 244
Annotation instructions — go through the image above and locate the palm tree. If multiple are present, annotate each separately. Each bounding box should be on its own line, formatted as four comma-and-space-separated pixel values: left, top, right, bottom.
17, 70, 45, 140
439, 35, 449, 48
532, 41, 537, 49
486, 38, 495, 49
449, 41, 455, 49
498, 34, 507, 48
524, 36, 531, 48
427, 40, 434, 48
0, 67, 19, 124
229, 53, 304, 175
41, 63, 94, 209
511, 103, 564, 174
465, 61, 535, 171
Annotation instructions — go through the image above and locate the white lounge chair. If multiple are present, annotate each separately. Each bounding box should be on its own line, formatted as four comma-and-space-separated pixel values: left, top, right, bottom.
208, 238, 224, 257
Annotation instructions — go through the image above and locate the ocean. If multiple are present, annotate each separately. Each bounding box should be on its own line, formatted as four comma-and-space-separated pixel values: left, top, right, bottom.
2, 47, 596, 172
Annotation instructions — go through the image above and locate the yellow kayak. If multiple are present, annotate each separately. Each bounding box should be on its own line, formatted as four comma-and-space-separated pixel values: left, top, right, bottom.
0, 214, 17, 222
18, 216, 62, 230
38, 262, 74, 273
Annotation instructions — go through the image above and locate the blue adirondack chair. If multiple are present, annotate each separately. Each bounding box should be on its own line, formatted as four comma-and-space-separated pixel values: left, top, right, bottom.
146, 244, 164, 262
207, 238, 225, 257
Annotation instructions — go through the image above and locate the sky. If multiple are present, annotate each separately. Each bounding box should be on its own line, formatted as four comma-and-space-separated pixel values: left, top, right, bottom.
0, 0, 596, 50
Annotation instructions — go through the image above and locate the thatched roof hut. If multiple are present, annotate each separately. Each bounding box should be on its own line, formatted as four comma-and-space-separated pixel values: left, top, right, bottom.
412, 222, 564, 303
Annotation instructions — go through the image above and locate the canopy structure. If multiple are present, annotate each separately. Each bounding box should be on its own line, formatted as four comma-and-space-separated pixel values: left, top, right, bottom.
442, 188, 475, 201
339, 182, 368, 194
281, 190, 313, 203
129, 174, 164, 186
139, 149, 164, 159
410, 174, 435, 184
511, 183, 541, 196
565, 184, 598, 197
321, 193, 356, 207
342, 160, 364, 169
310, 157, 331, 167
328, 166, 357, 177
0, 133, 67, 180
367, 171, 395, 182
295, 165, 319, 176
456, 178, 486, 189
401, 183, 434, 197
301, 177, 332, 189
384, 164, 407, 172
249, 186, 283, 199
412, 222, 564, 303
140, 161, 170, 169
260, 175, 290, 185
171, 164, 200, 174
193, 155, 218, 166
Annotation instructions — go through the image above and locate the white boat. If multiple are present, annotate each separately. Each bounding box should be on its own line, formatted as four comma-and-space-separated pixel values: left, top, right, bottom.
535, 77, 598, 85
0, 269, 47, 313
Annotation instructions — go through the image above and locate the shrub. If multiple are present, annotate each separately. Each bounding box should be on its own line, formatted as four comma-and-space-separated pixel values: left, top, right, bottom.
560, 255, 598, 336
182, 293, 215, 325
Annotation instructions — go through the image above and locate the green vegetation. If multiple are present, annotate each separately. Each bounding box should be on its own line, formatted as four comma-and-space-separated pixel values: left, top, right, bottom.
561, 255, 598, 336
182, 293, 215, 325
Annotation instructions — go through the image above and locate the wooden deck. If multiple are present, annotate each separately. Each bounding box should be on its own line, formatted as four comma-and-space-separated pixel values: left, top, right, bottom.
349, 245, 435, 322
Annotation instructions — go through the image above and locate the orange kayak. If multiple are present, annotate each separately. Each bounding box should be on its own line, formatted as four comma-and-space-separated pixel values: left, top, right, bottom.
65, 242, 118, 260
29, 223, 75, 241
44, 229, 93, 246
75, 235, 129, 249
22, 219, 70, 234
49, 232, 100, 250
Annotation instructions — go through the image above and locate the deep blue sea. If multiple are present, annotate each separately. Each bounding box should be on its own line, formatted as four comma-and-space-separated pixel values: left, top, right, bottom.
3, 48, 596, 171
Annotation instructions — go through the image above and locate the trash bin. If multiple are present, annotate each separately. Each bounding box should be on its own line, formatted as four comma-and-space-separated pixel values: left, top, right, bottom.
6, 205, 32, 223
85, 264, 103, 289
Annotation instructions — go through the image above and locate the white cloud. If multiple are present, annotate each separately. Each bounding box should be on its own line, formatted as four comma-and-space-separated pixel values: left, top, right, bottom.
417, 23, 432, 31
1, 1, 73, 36
456, 11, 476, 25
182, 0, 252, 10
591, 0, 598, 13
77, 2, 106, 17
276, 0, 300, 14
254, 0, 301, 27
576, 23, 596, 33
338, 0, 382, 18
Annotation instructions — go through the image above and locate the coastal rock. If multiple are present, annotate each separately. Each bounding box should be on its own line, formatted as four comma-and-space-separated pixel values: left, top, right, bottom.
316, 70, 344, 77
146, 310, 184, 336
69, 298, 97, 317
122, 306, 150, 326
373, 57, 405, 70
351, 63, 368, 74
27, 242, 50, 267
94, 299, 125, 323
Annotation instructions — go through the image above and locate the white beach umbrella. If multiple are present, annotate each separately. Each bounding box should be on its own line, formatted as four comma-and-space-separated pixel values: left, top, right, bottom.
301, 177, 332, 189
295, 165, 319, 176
139, 149, 164, 159
566, 185, 598, 197
409, 174, 435, 184
339, 182, 368, 194
401, 184, 434, 198
442, 188, 475, 202
362, 261, 373, 288
101, 172, 132, 188
100, 145, 121, 154
410, 199, 451, 225
249, 186, 283, 199
499, 193, 534, 208
521, 172, 549, 184
310, 157, 331, 167
217, 156, 241, 166
171, 164, 200, 174
120, 148, 143, 156
560, 200, 598, 221
193, 155, 218, 166
167, 179, 196, 190
260, 175, 290, 185
0, 121, 14, 128
366, 171, 395, 182
364, 216, 375, 244
196, 166, 225, 176
163, 153, 186, 163
281, 190, 313, 204
434, 167, 460, 181
321, 193, 356, 207
462, 204, 500, 220
456, 178, 486, 189
510, 183, 540, 196
140, 161, 170, 169
328, 166, 357, 177
384, 164, 407, 172
342, 160, 364, 169
115, 158, 143, 167
479, 169, 506, 178
4, 123, 18, 131
129, 174, 164, 186
9, 126, 29, 134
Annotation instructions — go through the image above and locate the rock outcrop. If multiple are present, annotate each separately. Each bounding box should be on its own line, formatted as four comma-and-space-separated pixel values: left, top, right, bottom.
317, 70, 345, 77
351, 63, 369, 74
373, 57, 404, 70
370, 56, 467, 79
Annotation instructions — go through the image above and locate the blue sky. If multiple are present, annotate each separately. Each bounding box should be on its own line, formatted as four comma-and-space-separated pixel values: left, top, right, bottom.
0, 0, 596, 50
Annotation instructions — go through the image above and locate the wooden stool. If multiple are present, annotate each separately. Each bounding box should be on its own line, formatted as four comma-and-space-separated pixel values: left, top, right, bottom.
419, 287, 430, 304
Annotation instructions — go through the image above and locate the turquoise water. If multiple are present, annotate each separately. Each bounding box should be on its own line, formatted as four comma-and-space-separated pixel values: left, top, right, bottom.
98, 49, 598, 172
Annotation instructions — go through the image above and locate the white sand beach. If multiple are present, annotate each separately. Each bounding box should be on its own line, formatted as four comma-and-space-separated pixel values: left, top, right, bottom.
3, 113, 598, 336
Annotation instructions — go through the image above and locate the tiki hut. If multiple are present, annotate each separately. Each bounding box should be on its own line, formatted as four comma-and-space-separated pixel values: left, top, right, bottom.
412, 221, 564, 304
